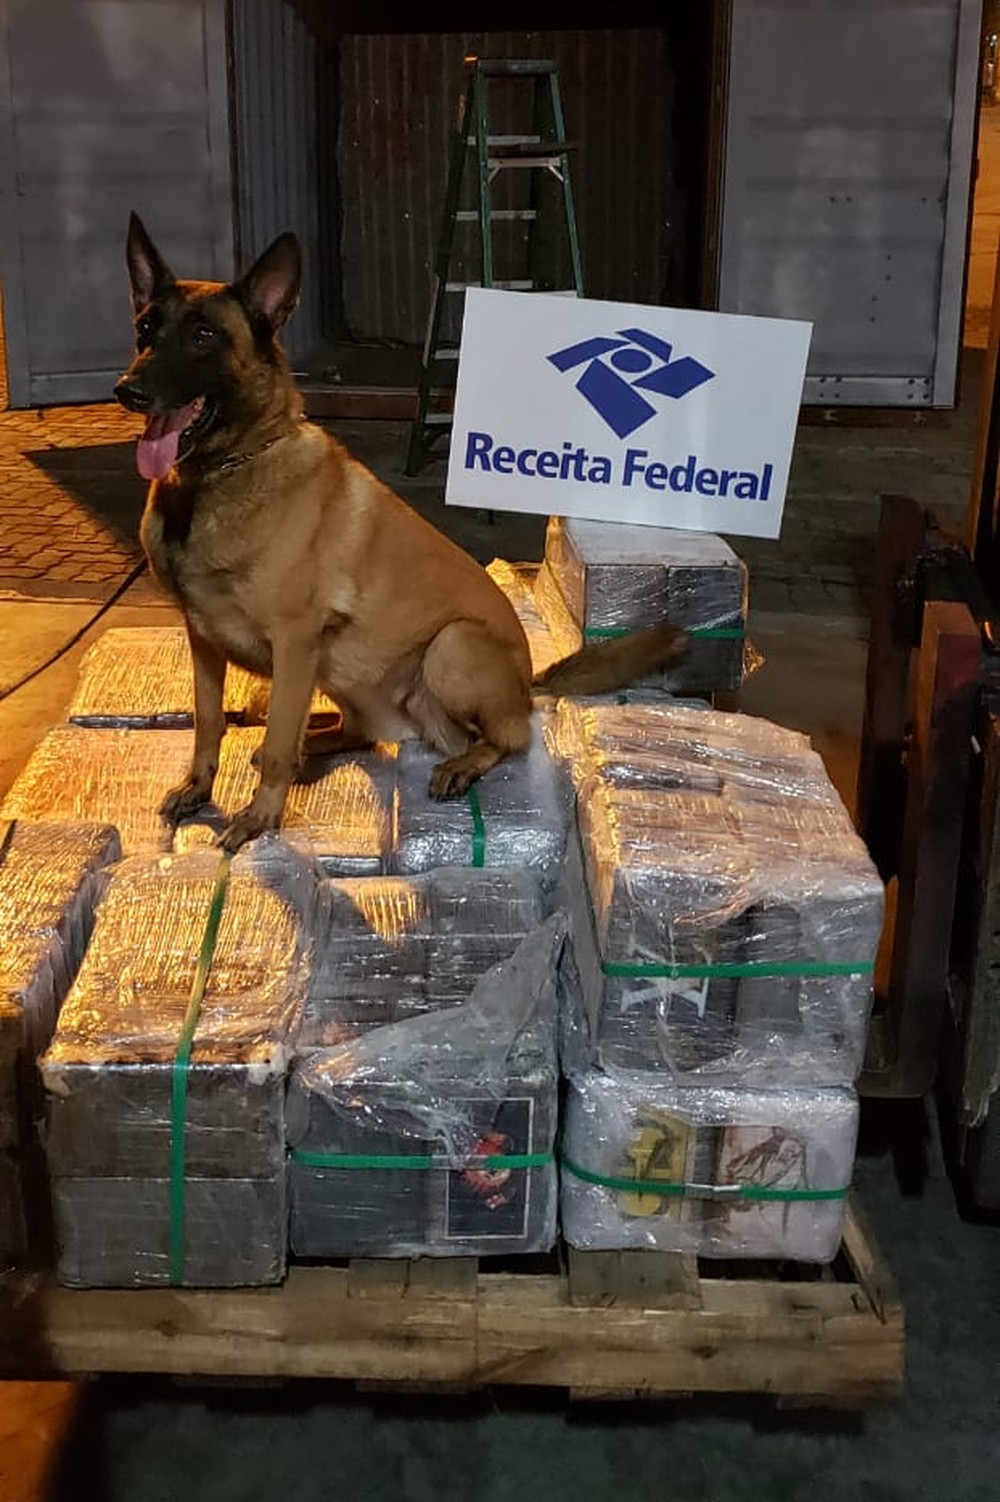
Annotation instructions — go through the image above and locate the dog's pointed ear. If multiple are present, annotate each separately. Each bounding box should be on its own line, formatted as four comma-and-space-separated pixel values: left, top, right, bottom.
232, 232, 301, 331
126, 212, 175, 312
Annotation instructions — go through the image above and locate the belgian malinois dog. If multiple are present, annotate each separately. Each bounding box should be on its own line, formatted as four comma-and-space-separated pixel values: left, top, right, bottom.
114, 214, 687, 851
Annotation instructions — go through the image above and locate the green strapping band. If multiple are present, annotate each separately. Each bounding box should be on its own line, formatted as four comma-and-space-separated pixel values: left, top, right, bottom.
290, 1149, 552, 1171
169, 852, 233, 1286
467, 784, 486, 867
602, 959, 875, 980
561, 1156, 849, 1202
583, 626, 745, 641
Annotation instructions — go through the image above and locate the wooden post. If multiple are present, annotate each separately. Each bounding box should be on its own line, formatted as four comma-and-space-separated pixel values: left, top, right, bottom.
968, 231, 1000, 587
855, 495, 929, 880
944, 709, 1000, 1126
886, 600, 981, 1094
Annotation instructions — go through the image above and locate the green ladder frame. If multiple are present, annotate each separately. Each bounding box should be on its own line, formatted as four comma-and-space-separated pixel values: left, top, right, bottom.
405, 56, 584, 477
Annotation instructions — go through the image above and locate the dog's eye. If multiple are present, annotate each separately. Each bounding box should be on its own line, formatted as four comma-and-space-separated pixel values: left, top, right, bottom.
136, 315, 154, 346
193, 323, 217, 346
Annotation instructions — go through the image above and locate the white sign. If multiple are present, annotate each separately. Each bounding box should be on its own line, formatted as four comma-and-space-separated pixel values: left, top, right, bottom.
445, 289, 812, 540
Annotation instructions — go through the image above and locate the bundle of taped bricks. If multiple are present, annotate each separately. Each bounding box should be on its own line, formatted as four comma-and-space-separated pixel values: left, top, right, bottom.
0, 518, 883, 1286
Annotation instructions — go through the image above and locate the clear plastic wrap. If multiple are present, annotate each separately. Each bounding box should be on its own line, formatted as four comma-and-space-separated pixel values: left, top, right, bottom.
67, 625, 337, 728
486, 558, 581, 678
393, 716, 571, 892
560, 1067, 857, 1261
554, 700, 884, 1085
0, 726, 195, 856
287, 916, 564, 1258
301, 868, 545, 1041
539, 516, 750, 694
173, 728, 398, 875
0, 822, 121, 1150
41, 838, 319, 1287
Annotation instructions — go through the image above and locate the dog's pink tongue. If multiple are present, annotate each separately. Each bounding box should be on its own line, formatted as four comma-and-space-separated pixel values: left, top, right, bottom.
136, 402, 202, 481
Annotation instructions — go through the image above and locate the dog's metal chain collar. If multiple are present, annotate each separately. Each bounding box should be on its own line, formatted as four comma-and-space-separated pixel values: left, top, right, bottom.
209, 415, 307, 475
211, 430, 292, 474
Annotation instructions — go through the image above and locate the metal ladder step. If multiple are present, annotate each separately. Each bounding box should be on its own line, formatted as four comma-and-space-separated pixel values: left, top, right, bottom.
454, 209, 537, 222
444, 278, 534, 292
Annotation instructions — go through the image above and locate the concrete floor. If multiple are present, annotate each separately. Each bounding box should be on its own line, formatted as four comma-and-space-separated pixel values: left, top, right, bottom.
3, 90, 1000, 1502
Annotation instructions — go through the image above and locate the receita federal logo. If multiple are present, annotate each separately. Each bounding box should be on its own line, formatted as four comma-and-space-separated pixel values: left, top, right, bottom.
546, 326, 715, 439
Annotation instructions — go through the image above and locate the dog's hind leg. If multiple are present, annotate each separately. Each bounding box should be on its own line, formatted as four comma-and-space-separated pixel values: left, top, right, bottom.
417, 621, 533, 799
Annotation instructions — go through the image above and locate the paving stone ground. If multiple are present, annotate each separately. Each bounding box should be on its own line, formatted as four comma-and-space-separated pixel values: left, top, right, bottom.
0, 385, 980, 623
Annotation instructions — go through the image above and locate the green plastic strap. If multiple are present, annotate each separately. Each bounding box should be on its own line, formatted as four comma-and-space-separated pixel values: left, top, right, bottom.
466, 785, 486, 868
561, 1156, 849, 1202
583, 626, 745, 641
602, 959, 874, 980
169, 852, 233, 1286
290, 1149, 552, 1171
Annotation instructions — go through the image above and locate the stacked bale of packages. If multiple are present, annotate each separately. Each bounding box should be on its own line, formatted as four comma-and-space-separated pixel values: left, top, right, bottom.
535, 516, 750, 699
551, 698, 883, 1260
0, 821, 120, 1263
40, 841, 317, 1286
286, 715, 572, 1259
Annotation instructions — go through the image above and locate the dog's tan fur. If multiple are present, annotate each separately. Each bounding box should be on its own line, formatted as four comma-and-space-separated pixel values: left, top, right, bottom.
116, 217, 687, 850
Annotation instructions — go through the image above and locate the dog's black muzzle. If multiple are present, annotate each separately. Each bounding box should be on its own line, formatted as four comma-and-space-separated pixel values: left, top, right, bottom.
114, 378, 155, 414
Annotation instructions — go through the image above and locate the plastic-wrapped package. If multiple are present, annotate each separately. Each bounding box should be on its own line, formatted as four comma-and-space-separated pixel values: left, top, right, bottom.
486, 559, 580, 679
560, 1067, 857, 1261
288, 916, 564, 1258
0, 822, 119, 1269
174, 728, 398, 875
301, 868, 545, 1041
67, 625, 337, 728
0, 727, 195, 856
0, 822, 121, 1150
67, 626, 261, 728
393, 716, 570, 892
551, 698, 832, 797
41, 839, 318, 1287
539, 516, 749, 694
554, 700, 883, 1085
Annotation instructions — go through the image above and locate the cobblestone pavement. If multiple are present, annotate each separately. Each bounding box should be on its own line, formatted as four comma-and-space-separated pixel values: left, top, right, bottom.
0, 381, 980, 621
0, 403, 147, 597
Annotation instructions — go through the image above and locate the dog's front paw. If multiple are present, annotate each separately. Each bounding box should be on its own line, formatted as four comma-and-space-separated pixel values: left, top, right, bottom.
428, 760, 476, 800
160, 775, 214, 823
218, 802, 281, 852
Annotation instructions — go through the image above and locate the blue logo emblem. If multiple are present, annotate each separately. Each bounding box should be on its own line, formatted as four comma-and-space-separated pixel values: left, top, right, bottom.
547, 327, 714, 439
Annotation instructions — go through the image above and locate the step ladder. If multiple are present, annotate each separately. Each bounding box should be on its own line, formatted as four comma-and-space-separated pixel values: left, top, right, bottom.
405, 56, 584, 477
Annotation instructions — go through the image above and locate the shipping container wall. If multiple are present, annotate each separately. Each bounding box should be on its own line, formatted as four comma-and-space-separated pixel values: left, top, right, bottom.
229, 0, 340, 362
715, 0, 981, 407
0, 0, 233, 407
337, 29, 679, 347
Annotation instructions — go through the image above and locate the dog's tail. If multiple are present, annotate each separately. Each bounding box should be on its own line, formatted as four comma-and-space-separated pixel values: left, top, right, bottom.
531, 623, 688, 698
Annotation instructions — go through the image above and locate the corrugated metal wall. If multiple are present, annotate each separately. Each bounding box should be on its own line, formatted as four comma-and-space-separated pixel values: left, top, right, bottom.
230, 0, 335, 361
338, 29, 677, 345
716, 0, 981, 406
0, 0, 232, 407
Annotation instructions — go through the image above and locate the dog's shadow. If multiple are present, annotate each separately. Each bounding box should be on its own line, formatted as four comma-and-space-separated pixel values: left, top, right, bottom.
24, 442, 145, 549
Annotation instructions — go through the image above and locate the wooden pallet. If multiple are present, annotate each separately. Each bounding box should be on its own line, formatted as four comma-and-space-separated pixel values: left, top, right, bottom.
0, 1199, 902, 1408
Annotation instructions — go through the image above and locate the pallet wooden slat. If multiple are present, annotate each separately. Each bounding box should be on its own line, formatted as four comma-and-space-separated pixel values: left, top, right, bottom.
0, 1198, 904, 1407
